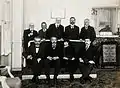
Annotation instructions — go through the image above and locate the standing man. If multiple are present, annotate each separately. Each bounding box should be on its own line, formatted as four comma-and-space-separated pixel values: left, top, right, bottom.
38, 22, 47, 39
64, 17, 79, 40
23, 23, 38, 53
46, 18, 64, 39
79, 19, 96, 42
64, 17, 80, 81
44, 37, 63, 85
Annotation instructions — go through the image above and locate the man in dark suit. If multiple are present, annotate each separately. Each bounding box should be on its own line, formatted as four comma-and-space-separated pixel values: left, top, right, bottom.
64, 17, 80, 81
38, 22, 47, 39
23, 23, 38, 53
27, 37, 45, 83
46, 18, 64, 39
79, 19, 96, 42
44, 37, 63, 85
63, 42, 78, 82
79, 39, 95, 84
64, 17, 79, 40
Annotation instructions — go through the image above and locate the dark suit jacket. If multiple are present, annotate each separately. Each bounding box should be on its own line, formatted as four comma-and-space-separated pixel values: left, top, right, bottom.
46, 24, 64, 39
27, 42, 45, 60
64, 25, 79, 40
64, 45, 75, 60
79, 26, 96, 42
45, 42, 63, 59
81, 44, 95, 64
38, 29, 47, 39
23, 29, 38, 51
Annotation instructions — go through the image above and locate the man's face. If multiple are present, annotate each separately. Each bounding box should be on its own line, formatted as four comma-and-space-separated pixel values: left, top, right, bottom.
56, 18, 61, 25
70, 18, 76, 25
29, 24, 34, 31
34, 38, 41, 46
84, 19, 89, 28
41, 23, 47, 29
85, 39, 91, 45
51, 37, 57, 44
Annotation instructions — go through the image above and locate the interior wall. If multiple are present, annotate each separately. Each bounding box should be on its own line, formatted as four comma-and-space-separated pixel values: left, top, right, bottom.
24, 0, 119, 33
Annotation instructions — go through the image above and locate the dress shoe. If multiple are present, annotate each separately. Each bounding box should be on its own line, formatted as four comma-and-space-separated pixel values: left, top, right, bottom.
80, 78, 85, 84
31, 76, 39, 83
70, 75, 74, 82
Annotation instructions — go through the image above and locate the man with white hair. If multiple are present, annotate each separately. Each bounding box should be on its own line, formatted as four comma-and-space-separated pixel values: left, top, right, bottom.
79, 19, 96, 42
23, 23, 38, 54
46, 18, 64, 40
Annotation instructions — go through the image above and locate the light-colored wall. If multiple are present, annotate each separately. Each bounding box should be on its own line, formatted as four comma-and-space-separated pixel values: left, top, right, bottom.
12, 0, 23, 71
24, 0, 119, 33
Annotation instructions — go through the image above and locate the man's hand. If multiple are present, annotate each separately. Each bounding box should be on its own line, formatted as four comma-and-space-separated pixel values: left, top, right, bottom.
37, 58, 41, 63
27, 55, 32, 60
28, 40, 34, 47
63, 57, 68, 60
47, 56, 52, 60
53, 56, 59, 60
71, 57, 75, 60
28, 32, 33, 37
42, 38, 45, 41
59, 38, 64, 41
79, 39, 85, 42
79, 58, 84, 63
89, 60, 95, 64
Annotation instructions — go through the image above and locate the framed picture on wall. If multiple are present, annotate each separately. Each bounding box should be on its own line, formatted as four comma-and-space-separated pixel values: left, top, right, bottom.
51, 8, 66, 19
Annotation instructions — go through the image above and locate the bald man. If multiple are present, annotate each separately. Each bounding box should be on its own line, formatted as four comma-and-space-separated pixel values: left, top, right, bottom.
79, 19, 96, 42
46, 18, 64, 39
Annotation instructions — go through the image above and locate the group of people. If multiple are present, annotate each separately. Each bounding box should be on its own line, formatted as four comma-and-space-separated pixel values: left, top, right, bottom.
23, 17, 97, 85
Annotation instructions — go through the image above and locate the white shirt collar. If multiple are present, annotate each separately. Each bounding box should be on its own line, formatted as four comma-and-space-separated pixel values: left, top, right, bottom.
70, 24, 75, 29
55, 23, 60, 28
43, 29, 47, 32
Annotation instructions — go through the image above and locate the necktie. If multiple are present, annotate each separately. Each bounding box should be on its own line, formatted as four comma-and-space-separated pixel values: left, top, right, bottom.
57, 25, 59, 29
86, 44, 89, 50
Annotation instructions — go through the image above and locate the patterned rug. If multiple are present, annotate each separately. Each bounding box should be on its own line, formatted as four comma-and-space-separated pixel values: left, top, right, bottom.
22, 70, 118, 88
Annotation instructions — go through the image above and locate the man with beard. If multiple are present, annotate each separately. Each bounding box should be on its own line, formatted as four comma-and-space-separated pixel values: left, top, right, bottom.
64, 17, 79, 40
44, 37, 63, 85
64, 17, 80, 81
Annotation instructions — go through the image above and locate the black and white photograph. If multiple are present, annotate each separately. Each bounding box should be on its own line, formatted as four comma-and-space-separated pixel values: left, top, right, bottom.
0, 0, 120, 88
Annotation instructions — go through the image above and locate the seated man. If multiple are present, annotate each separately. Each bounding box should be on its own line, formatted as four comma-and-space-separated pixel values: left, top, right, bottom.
0, 66, 21, 88
27, 37, 45, 83
63, 42, 77, 82
79, 39, 95, 84
44, 37, 63, 85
